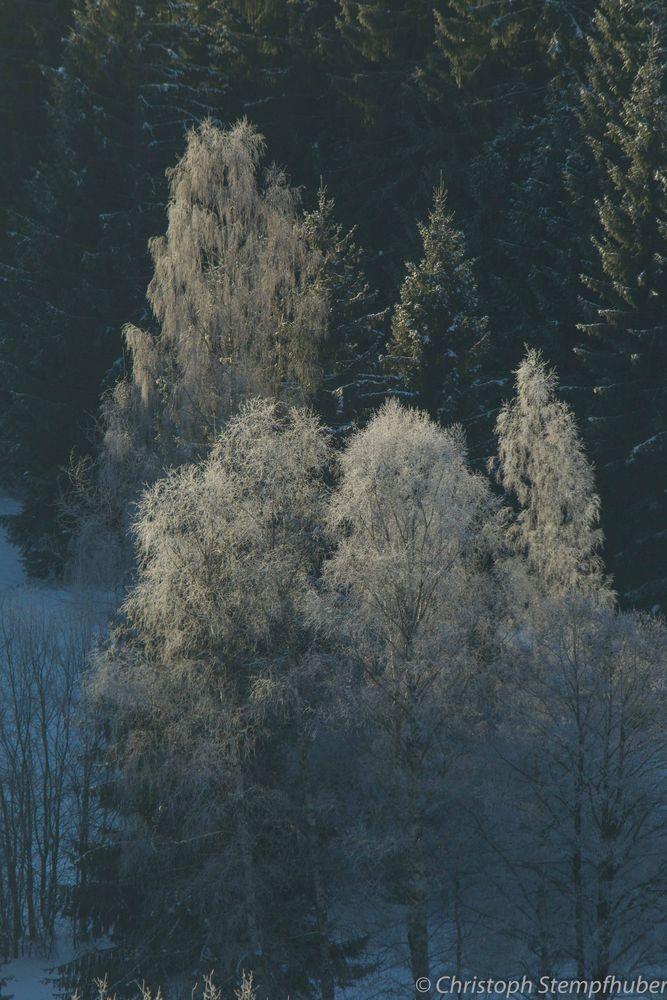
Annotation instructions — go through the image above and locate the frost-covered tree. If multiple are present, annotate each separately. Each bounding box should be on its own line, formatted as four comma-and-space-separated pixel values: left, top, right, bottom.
492, 598, 667, 980
110, 119, 308, 466
494, 349, 607, 600
79, 400, 364, 998
385, 185, 488, 426
319, 400, 499, 995
124, 400, 328, 660
110, 119, 377, 464
82, 120, 377, 584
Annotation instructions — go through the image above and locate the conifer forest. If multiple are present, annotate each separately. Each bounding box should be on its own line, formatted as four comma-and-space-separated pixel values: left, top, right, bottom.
2, 1, 667, 998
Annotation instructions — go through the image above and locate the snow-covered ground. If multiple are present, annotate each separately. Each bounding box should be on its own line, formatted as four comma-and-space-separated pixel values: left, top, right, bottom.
1, 940, 72, 1000
0, 496, 26, 590
0, 495, 79, 622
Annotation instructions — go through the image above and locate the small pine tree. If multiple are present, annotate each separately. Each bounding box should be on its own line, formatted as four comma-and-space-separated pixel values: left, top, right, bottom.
385, 184, 488, 427
299, 185, 385, 425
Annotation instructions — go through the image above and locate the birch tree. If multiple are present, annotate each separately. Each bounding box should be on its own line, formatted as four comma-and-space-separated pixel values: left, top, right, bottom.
494, 599, 667, 979
86, 400, 358, 998
319, 399, 500, 997
490, 353, 666, 975
71, 119, 377, 589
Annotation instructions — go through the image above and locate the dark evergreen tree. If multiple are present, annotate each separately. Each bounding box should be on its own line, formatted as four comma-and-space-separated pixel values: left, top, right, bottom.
320, 0, 469, 292
578, 21, 667, 609
430, 3, 596, 410
337, 0, 435, 62
564, 0, 657, 284
300, 186, 386, 426
0, 0, 224, 572
210, 0, 342, 202
564, 0, 662, 343
436, 0, 596, 95
0, 0, 72, 205
577, 0, 658, 167
499, 83, 588, 366
470, 0, 667, 610
384, 185, 489, 438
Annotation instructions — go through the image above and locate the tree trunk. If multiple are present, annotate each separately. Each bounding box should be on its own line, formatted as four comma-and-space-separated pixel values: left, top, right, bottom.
300, 740, 335, 1000
573, 723, 585, 977
407, 818, 430, 1000
453, 869, 463, 998
232, 751, 266, 991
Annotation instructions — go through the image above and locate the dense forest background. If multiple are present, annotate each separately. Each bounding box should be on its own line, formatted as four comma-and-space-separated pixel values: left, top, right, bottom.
3, 0, 667, 610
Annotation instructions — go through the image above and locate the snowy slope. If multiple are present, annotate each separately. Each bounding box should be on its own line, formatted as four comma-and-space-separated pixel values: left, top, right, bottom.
0, 497, 25, 590
1, 947, 70, 1000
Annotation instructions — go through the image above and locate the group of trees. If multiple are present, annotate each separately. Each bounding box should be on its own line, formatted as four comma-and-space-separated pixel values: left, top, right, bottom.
56, 352, 667, 999
3, 0, 667, 609
64, 119, 382, 585
0, 595, 102, 966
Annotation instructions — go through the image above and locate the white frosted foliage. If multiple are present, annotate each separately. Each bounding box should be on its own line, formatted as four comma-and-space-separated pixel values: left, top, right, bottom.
495, 348, 607, 599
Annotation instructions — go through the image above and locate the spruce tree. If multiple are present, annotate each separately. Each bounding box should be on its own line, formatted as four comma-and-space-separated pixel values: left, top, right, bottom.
497, 82, 590, 370
385, 185, 489, 432
435, 0, 596, 107
299, 186, 385, 425
0, 0, 72, 207
565, 0, 658, 287
578, 16, 667, 609
0, 0, 223, 572
210, 0, 342, 200
431, 4, 596, 413
326, 0, 467, 287
337, 0, 435, 64
578, 0, 658, 167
